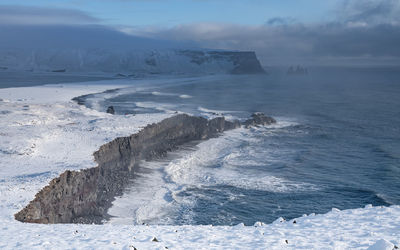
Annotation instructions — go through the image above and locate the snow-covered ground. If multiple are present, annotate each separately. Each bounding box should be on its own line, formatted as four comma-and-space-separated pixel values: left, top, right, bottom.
0, 80, 399, 249
2, 205, 400, 249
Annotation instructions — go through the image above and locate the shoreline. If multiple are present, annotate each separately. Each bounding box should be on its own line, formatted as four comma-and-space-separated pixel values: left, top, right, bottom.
15, 113, 275, 224
0, 80, 399, 248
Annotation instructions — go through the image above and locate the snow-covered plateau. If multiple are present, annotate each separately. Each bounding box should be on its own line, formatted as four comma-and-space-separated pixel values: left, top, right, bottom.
0, 79, 399, 249
0, 49, 265, 75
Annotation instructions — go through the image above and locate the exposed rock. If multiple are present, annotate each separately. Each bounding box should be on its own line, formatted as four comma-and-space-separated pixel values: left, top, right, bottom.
15, 113, 275, 224
52, 69, 66, 73
178, 50, 265, 74
106, 106, 115, 115
287, 65, 308, 75
243, 112, 276, 128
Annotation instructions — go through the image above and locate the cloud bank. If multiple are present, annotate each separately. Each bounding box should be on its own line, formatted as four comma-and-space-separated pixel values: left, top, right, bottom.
119, 0, 400, 65
1, 1, 399, 65
0, 5, 100, 25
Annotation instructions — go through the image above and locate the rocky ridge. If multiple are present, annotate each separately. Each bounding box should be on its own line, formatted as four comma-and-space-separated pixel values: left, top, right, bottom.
15, 113, 275, 224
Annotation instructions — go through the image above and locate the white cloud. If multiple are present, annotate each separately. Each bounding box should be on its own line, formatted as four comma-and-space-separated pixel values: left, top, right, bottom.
0, 5, 100, 25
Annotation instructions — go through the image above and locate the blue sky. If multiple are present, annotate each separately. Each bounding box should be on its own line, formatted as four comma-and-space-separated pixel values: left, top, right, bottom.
0, 0, 339, 26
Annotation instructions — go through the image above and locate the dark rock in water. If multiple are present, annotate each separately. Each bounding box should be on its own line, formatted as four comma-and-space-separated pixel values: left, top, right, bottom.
243, 112, 276, 128
287, 65, 308, 75
52, 69, 66, 73
106, 106, 115, 115
14, 113, 275, 224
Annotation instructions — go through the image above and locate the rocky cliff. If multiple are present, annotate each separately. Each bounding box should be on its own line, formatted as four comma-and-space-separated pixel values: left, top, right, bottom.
15, 113, 275, 224
0, 49, 265, 75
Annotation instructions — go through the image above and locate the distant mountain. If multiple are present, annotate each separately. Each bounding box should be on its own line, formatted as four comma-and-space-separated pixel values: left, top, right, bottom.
0, 24, 265, 75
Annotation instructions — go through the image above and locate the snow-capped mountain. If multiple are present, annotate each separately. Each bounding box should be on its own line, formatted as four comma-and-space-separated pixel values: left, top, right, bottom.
0, 25, 264, 75
0, 48, 265, 75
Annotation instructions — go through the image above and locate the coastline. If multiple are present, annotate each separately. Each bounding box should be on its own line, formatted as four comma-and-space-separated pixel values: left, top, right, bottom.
0, 79, 399, 248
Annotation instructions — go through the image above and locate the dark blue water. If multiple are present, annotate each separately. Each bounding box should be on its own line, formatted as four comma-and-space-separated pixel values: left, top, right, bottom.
87, 66, 400, 225
0, 71, 111, 88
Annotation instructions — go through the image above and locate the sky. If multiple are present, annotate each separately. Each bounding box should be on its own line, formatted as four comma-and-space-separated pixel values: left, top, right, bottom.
0, 0, 399, 65
0, 0, 339, 26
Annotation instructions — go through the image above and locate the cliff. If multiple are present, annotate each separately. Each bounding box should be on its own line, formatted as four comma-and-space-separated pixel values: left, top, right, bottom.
0, 49, 265, 75
14, 113, 275, 224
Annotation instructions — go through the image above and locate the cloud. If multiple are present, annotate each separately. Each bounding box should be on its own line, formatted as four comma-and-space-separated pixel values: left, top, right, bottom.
120, 21, 400, 65
339, 0, 400, 26
119, 0, 400, 65
266, 17, 296, 26
0, 5, 100, 25
1, 1, 399, 65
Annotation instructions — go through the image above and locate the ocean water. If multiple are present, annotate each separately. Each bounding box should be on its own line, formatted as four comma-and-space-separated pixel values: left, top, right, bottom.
84, 66, 400, 226
0, 71, 111, 88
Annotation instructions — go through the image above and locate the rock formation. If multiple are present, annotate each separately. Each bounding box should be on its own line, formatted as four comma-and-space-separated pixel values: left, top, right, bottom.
15, 113, 275, 224
106, 106, 115, 115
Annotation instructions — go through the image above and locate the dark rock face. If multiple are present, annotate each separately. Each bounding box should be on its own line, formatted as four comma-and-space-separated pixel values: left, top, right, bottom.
15, 113, 275, 224
106, 106, 115, 115
209, 51, 265, 74
178, 50, 265, 74
243, 113, 277, 128
51, 69, 66, 73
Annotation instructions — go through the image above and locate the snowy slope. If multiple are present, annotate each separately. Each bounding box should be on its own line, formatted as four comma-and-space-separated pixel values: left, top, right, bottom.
0, 80, 399, 249
0, 24, 264, 75
1, 205, 399, 249
0, 49, 264, 75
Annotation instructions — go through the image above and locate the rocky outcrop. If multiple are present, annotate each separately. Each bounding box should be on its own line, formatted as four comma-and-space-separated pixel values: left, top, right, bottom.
243, 113, 277, 128
106, 106, 115, 115
15, 113, 275, 224
177, 50, 265, 74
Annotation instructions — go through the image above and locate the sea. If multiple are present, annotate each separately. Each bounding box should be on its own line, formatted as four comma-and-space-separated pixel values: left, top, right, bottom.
5, 66, 400, 226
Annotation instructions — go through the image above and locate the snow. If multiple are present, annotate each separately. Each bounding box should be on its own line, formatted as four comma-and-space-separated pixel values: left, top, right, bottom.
0, 80, 399, 249
1, 205, 400, 249
367, 239, 395, 250
0, 48, 238, 75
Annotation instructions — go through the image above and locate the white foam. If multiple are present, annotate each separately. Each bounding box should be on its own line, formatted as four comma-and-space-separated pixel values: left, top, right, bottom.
166, 129, 317, 192
134, 101, 178, 113
151, 91, 166, 96
109, 127, 317, 225
151, 91, 192, 99
198, 106, 238, 115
